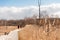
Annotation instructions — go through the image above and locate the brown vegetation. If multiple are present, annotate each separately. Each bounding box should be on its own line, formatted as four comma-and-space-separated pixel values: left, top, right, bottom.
18, 18, 60, 40
0, 18, 60, 40
18, 24, 60, 40
0, 26, 18, 35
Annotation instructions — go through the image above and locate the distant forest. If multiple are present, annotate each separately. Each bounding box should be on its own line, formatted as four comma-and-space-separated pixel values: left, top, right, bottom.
0, 15, 37, 27
0, 17, 36, 27
0, 18, 60, 27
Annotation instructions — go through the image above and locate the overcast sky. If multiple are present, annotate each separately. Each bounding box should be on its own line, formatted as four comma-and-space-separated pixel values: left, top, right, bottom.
0, 0, 60, 20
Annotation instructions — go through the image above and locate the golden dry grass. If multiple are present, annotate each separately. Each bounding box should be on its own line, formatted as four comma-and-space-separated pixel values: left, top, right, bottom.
18, 24, 60, 40
0, 26, 18, 35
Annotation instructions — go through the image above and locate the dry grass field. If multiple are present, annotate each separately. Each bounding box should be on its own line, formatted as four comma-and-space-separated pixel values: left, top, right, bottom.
0, 18, 60, 40
18, 24, 60, 40
0, 26, 18, 35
